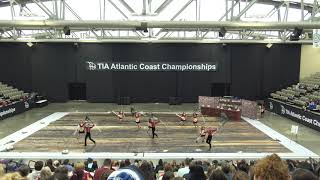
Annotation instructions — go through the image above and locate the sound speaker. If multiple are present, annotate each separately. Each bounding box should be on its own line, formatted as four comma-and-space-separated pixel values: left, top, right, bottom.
118, 97, 130, 105
169, 97, 181, 105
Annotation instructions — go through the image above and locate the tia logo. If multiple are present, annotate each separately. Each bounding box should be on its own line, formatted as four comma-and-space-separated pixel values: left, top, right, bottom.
86, 61, 97, 70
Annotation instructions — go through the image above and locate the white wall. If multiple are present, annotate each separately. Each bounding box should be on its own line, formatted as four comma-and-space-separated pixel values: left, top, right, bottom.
300, 45, 320, 80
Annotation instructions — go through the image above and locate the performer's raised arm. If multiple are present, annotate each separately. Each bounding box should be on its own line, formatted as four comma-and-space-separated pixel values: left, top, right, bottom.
204, 127, 218, 150
113, 111, 124, 121
84, 122, 96, 146
192, 112, 198, 127
176, 112, 187, 125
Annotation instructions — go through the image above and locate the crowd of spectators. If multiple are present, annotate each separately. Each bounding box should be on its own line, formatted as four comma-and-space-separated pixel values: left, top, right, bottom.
0, 98, 12, 108
0, 154, 319, 180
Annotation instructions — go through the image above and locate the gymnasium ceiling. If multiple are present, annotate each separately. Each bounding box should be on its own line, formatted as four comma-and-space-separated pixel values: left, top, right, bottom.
0, 0, 319, 43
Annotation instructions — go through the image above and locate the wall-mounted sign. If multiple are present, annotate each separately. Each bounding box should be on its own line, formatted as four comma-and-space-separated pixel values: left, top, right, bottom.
86, 61, 218, 72
313, 29, 320, 48
266, 98, 320, 132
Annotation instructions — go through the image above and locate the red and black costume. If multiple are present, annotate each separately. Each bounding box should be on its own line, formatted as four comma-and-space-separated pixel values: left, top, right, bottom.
179, 112, 187, 122
200, 128, 206, 138
78, 122, 86, 134
192, 113, 198, 125
149, 118, 160, 138
135, 112, 141, 128
84, 123, 96, 146
205, 127, 217, 149
135, 112, 141, 124
117, 111, 124, 121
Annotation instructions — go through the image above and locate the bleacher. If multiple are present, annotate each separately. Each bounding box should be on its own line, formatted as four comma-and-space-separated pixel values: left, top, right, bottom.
0, 82, 29, 107
270, 72, 320, 111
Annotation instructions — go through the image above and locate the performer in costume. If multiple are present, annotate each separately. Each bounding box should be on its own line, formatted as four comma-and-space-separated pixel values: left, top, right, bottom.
84, 121, 96, 146
192, 112, 198, 127
148, 114, 160, 138
112, 111, 125, 121
205, 127, 218, 150
134, 112, 142, 128
77, 120, 86, 138
74, 119, 86, 138
196, 126, 206, 143
176, 112, 187, 125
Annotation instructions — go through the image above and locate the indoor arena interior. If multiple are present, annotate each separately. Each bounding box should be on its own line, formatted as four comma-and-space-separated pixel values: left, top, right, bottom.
0, 0, 320, 180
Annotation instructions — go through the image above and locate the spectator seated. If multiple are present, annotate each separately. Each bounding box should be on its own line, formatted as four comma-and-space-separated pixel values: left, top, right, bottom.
1, 155, 320, 180
0, 82, 30, 107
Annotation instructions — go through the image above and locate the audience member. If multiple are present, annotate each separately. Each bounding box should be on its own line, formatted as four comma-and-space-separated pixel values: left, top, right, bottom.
185, 165, 206, 180
177, 158, 191, 177
206, 165, 216, 178
93, 159, 113, 180
119, 161, 126, 169
159, 163, 173, 180
27, 161, 43, 180
232, 171, 249, 180
18, 165, 29, 179
48, 172, 68, 180
124, 159, 131, 167
45, 160, 55, 173
209, 169, 227, 180
62, 159, 73, 173
53, 166, 68, 177
253, 153, 290, 180
162, 171, 175, 180
39, 167, 52, 180
139, 161, 155, 180
52, 161, 60, 169
99, 169, 113, 180
202, 161, 210, 172
291, 168, 317, 180
155, 159, 164, 174
0, 172, 24, 180
237, 160, 249, 174
171, 160, 179, 172
222, 163, 233, 180
111, 161, 119, 171
70, 162, 92, 180
86, 158, 98, 173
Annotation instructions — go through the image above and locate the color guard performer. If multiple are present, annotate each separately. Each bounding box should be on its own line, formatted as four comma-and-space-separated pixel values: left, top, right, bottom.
195, 126, 206, 143
205, 127, 218, 150
112, 111, 125, 121
148, 114, 160, 138
134, 112, 142, 128
84, 121, 96, 146
192, 112, 198, 127
176, 112, 187, 125
74, 119, 86, 138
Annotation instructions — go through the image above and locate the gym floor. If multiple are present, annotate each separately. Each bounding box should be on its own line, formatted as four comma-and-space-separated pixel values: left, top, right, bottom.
0, 101, 319, 155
